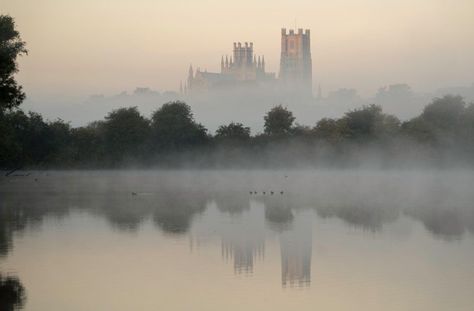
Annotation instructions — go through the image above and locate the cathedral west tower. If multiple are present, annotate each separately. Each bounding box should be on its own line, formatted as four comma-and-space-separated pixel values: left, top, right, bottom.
279, 28, 312, 95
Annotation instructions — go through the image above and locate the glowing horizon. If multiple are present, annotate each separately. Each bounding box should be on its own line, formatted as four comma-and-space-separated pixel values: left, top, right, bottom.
3, 0, 474, 98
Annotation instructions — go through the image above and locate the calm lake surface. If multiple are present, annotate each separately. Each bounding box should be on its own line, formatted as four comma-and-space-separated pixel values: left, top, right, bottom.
1, 170, 474, 310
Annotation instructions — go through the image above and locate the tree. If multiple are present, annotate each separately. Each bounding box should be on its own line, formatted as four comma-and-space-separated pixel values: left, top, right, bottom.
103, 107, 150, 162
0, 15, 27, 111
1, 111, 50, 166
313, 118, 344, 142
151, 101, 208, 151
0, 109, 74, 168
402, 95, 467, 145
0, 274, 26, 311
215, 122, 250, 142
342, 104, 400, 142
460, 102, 474, 153
70, 122, 106, 164
343, 105, 382, 140
263, 105, 295, 136
421, 95, 465, 131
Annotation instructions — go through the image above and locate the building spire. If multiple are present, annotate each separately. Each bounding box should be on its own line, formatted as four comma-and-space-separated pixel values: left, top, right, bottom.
262, 55, 265, 71
187, 64, 193, 90
221, 56, 224, 72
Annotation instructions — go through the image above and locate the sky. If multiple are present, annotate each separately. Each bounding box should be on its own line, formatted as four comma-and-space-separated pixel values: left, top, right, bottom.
3, 0, 474, 99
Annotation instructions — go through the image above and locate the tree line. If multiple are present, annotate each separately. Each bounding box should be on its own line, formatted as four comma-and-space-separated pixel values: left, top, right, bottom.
1, 14, 474, 169
1, 96, 473, 168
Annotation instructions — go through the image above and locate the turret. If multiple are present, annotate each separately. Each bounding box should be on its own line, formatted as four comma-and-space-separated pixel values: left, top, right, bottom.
187, 65, 193, 89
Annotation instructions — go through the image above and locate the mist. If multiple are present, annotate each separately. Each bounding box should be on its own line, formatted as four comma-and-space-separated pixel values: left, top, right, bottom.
21, 83, 474, 132
2, 1, 474, 310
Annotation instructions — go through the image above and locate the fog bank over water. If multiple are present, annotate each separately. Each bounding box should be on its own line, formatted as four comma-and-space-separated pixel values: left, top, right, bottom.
2, 169, 474, 250
2, 170, 474, 310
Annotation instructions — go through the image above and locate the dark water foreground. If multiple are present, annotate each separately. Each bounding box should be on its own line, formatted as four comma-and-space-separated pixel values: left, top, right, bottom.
1, 170, 474, 311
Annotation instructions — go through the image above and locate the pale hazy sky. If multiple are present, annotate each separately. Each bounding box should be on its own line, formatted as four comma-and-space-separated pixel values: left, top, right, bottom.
4, 0, 474, 97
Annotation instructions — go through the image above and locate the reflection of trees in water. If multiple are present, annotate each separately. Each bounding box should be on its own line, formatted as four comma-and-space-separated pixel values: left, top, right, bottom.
2, 173, 474, 249
153, 190, 208, 234
316, 203, 399, 232
0, 274, 26, 311
0, 182, 72, 257
2, 171, 474, 295
262, 197, 294, 232
98, 195, 151, 232
405, 207, 474, 240
213, 192, 250, 215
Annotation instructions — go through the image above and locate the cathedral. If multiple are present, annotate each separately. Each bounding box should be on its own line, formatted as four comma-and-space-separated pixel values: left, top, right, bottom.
182, 28, 312, 96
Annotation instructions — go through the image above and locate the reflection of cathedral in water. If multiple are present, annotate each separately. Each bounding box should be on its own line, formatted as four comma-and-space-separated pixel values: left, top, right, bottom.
194, 194, 313, 283
279, 211, 312, 287
222, 238, 265, 274
216, 198, 266, 274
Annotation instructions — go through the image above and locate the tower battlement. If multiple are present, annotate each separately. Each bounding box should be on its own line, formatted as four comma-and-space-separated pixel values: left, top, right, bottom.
281, 28, 310, 36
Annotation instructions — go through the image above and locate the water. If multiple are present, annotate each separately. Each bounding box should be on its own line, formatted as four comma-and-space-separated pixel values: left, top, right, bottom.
1, 170, 474, 310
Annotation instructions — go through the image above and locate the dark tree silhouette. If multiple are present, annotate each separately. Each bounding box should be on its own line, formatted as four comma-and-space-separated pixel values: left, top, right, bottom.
402, 95, 470, 148
0, 274, 26, 311
263, 105, 295, 136
313, 118, 345, 142
103, 107, 150, 162
0, 15, 27, 111
421, 95, 465, 130
342, 104, 400, 142
215, 122, 251, 141
151, 101, 208, 151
